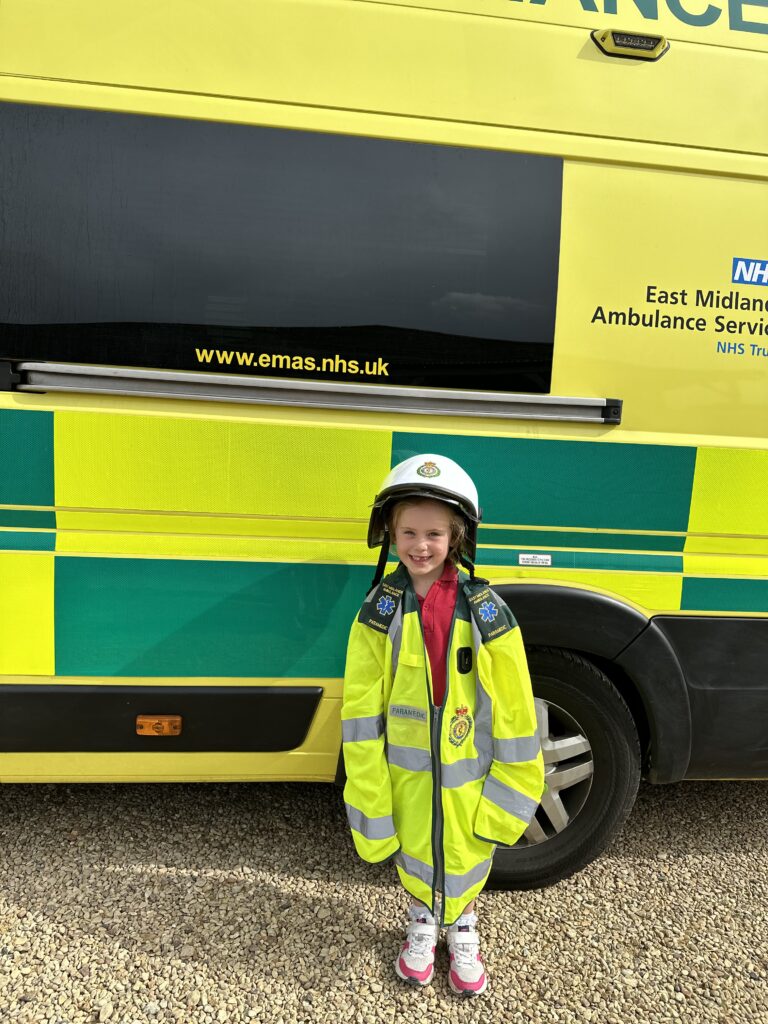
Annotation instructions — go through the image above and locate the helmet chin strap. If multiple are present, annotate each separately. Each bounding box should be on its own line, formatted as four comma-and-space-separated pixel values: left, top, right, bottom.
459, 555, 489, 585
370, 528, 391, 591
459, 555, 476, 580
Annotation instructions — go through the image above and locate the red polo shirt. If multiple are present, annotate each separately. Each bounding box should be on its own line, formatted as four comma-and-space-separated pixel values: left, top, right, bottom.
416, 561, 458, 708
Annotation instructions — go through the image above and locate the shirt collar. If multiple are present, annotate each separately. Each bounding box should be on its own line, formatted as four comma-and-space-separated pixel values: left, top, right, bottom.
437, 561, 459, 585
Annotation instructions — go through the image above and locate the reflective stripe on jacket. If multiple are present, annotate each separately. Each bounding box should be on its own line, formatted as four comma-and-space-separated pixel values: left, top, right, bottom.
341, 563, 545, 926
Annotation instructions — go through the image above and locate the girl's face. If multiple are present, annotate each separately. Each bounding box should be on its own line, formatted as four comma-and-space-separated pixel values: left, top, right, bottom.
393, 500, 452, 591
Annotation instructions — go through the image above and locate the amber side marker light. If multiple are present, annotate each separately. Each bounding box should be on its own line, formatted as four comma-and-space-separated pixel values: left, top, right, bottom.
136, 714, 183, 736
591, 28, 669, 61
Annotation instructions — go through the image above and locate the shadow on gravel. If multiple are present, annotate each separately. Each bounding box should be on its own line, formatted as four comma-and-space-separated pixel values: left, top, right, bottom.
0, 777, 765, 879
2, 778, 765, 1023
0, 778, 764, 979
0, 782, 400, 980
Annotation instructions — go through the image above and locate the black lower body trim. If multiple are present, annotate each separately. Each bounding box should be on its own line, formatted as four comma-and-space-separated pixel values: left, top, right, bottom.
0, 684, 322, 753
655, 616, 768, 779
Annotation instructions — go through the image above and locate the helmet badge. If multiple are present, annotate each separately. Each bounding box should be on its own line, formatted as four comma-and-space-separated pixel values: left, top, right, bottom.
416, 461, 441, 479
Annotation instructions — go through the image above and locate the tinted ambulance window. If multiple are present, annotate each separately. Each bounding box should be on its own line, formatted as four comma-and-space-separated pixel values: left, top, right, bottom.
0, 103, 561, 393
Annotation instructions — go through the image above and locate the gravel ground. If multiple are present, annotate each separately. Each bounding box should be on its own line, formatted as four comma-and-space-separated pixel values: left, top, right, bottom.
0, 780, 766, 1024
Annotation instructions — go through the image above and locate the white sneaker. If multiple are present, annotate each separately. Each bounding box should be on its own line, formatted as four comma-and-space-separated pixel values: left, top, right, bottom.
446, 912, 488, 996
394, 905, 439, 986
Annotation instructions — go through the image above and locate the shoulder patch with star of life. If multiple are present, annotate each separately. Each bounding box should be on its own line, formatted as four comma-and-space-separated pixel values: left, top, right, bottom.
466, 586, 517, 643
359, 579, 405, 633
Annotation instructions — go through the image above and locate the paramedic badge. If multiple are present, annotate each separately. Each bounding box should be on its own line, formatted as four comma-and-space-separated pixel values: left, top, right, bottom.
417, 461, 441, 479
448, 705, 473, 748
478, 600, 498, 624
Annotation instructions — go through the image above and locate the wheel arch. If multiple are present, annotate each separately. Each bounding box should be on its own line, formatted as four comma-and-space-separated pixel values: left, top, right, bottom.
494, 583, 692, 783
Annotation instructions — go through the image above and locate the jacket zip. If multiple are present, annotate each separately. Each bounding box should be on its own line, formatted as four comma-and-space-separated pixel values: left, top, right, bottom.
436, 605, 458, 926
430, 704, 443, 923
412, 591, 441, 920
414, 580, 460, 928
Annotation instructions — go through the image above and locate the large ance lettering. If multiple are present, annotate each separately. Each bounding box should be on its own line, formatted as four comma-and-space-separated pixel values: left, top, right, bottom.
507, 0, 768, 35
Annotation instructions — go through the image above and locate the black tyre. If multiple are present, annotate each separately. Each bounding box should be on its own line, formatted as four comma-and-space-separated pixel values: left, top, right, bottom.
488, 646, 641, 891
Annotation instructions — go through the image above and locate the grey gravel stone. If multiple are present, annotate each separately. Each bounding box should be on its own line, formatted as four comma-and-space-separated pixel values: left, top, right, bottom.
0, 781, 766, 1023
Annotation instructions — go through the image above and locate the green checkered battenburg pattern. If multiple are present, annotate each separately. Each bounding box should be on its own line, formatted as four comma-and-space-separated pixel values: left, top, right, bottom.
0, 409, 766, 678
54, 557, 371, 677
0, 411, 56, 547
0, 409, 55, 512
392, 434, 698, 534
393, 432, 692, 576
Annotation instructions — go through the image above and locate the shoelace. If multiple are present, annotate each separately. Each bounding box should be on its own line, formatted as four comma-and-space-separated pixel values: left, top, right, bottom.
407, 923, 435, 959
451, 938, 479, 969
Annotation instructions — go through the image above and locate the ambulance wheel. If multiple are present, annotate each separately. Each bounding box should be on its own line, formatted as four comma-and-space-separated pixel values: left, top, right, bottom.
487, 647, 640, 891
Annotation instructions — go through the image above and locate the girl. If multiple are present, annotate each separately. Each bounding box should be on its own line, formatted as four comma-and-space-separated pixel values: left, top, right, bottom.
341, 454, 544, 996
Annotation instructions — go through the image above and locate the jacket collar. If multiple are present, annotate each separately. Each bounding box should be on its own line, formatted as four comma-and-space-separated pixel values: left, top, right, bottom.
386, 560, 462, 591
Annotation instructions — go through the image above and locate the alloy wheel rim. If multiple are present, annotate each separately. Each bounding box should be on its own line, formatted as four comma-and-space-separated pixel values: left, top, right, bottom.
516, 698, 594, 846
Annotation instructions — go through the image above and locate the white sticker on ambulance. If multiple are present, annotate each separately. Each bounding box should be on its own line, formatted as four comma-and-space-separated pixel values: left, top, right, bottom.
519, 553, 552, 567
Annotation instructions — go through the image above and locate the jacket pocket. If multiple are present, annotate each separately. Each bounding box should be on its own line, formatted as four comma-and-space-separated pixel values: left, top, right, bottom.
397, 651, 425, 668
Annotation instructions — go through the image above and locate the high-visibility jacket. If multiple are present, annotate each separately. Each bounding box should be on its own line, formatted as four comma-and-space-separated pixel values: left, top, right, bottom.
342, 563, 545, 925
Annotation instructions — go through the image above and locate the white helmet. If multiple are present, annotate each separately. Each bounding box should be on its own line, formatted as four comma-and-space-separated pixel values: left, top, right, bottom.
367, 454, 481, 563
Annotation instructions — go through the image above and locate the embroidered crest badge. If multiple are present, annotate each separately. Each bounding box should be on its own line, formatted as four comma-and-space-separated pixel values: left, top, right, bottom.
448, 705, 473, 748
416, 460, 441, 479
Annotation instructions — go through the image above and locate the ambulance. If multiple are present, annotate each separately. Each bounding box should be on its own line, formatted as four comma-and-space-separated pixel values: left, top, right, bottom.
0, 0, 766, 888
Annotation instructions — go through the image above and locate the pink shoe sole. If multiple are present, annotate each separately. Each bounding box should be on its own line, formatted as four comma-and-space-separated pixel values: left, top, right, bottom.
394, 956, 434, 987
448, 968, 488, 997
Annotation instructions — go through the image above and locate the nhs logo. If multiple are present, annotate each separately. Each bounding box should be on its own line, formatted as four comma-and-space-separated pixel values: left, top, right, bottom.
732, 258, 768, 286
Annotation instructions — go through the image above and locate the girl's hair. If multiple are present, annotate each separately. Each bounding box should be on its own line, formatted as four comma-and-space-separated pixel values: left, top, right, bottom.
387, 498, 467, 566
